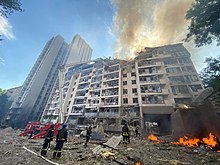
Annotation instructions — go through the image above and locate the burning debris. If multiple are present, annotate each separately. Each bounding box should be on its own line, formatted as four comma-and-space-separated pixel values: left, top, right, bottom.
147, 132, 220, 153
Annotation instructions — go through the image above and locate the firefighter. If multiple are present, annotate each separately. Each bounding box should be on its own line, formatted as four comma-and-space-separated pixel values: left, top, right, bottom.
53, 124, 68, 159
122, 123, 129, 144
84, 125, 92, 148
40, 124, 55, 156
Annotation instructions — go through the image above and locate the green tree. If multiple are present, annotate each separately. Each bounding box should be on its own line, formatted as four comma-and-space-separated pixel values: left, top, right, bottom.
0, 0, 22, 17
185, 0, 220, 47
200, 56, 220, 90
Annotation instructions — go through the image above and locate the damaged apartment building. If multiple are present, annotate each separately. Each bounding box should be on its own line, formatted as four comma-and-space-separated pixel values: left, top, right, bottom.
41, 43, 204, 135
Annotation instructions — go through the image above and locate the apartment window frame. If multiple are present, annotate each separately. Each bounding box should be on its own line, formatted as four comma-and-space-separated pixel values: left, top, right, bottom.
133, 98, 138, 103
123, 81, 127, 85
123, 98, 128, 104
132, 88, 137, 93
123, 89, 128, 94
132, 80, 136, 84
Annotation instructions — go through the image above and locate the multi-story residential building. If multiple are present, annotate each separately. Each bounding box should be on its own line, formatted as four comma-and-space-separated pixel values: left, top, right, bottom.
41, 43, 204, 135
9, 34, 92, 127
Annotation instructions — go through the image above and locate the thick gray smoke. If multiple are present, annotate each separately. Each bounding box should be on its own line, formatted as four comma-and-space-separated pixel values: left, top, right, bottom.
112, 0, 194, 59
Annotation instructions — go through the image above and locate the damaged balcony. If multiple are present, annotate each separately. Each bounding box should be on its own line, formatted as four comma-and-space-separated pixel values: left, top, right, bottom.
104, 72, 119, 81
81, 70, 92, 77
91, 76, 102, 83
141, 85, 162, 93
90, 90, 100, 97
171, 85, 190, 95
70, 106, 84, 115
87, 98, 99, 107
141, 95, 165, 105
102, 88, 119, 96
103, 80, 119, 88
100, 97, 119, 106
139, 75, 160, 83
84, 108, 98, 118
73, 98, 86, 105
90, 83, 101, 90
77, 83, 90, 90
138, 67, 163, 76
98, 108, 120, 118
79, 76, 91, 83
121, 107, 140, 118
75, 90, 88, 97
107, 65, 119, 73
140, 85, 169, 95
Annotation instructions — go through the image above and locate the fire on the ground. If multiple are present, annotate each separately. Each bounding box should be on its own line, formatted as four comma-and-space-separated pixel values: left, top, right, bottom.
148, 133, 220, 152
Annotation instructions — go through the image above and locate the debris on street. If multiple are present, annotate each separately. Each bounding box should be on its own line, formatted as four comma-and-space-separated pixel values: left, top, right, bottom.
1, 127, 220, 165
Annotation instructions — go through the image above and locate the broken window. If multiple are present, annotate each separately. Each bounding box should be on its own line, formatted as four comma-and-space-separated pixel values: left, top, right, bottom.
166, 67, 181, 73
164, 59, 178, 65
102, 97, 118, 105
142, 95, 164, 104
139, 76, 159, 83
88, 99, 99, 106
189, 85, 203, 92
105, 72, 119, 80
102, 88, 119, 96
181, 66, 195, 72
109, 65, 119, 72
140, 85, 162, 93
71, 106, 84, 113
169, 76, 185, 83
139, 67, 157, 74
138, 60, 155, 67
171, 85, 189, 94
91, 76, 102, 83
105, 80, 119, 87
178, 57, 191, 64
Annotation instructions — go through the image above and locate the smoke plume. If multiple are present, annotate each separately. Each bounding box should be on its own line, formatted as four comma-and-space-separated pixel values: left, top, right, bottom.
112, 0, 194, 59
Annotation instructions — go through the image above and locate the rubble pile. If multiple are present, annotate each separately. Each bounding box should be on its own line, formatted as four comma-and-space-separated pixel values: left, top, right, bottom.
1, 128, 220, 165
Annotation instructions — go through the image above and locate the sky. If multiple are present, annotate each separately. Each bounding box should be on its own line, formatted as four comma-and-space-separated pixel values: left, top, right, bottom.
0, 0, 219, 90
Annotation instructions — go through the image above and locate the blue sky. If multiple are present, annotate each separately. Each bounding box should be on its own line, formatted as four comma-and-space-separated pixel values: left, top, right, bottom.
0, 0, 219, 90
0, 0, 114, 89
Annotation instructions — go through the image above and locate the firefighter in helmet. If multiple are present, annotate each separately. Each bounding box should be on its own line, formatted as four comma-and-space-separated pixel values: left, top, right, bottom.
41, 124, 55, 156
53, 123, 68, 158
122, 123, 130, 144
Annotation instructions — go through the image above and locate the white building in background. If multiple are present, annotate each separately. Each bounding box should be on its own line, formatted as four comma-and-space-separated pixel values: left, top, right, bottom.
9, 34, 92, 127
41, 43, 204, 134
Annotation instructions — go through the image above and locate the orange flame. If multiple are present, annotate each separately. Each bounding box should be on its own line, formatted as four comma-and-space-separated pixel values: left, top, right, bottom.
172, 136, 200, 147
172, 133, 219, 149
135, 162, 141, 165
202, 133, 218, 149
147, 134, 162, 143
148, 134, 158, 141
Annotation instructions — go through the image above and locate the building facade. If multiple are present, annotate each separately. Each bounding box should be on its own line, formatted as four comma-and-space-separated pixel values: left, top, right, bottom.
10, 34, 92, 127
41, 43, 204, 134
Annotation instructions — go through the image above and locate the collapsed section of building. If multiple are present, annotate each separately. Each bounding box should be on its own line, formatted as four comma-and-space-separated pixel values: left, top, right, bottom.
40, 43, 204, 135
